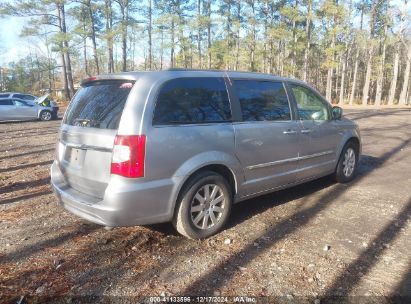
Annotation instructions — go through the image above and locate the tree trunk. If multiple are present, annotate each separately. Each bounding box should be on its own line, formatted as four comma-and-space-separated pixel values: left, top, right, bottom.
87, 0, 99, 74
171, 18, 175, 68
338, 53, 347, 105
362, 1, 377, 106
60, 52, 69, 99
225, 1, 232, 70
105, 0, 114, 73
197, 0, 202, 68
58, 3, 74, 99
362, 46, 373, 105
290, 0, 298, 76
250, 2, 256, 72
349, 49, 359, 105
388, 44, 399, 105
120, 1, 129, 72
326, 33, 335, 102
148, 0, 152, 69
399, 56, 410, 105
206, 1, 211, 69
160, 26, 164, 70
303, 0, 311, 82
83, 35, 89, 76
375, 27, 387, 106
235, 1, 241, 71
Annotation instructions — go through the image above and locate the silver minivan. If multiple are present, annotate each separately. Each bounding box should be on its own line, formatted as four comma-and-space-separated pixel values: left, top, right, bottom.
51, 70, 361, 239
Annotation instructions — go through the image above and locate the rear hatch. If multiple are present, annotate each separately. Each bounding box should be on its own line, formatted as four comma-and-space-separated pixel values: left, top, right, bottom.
58, 80, 135, 198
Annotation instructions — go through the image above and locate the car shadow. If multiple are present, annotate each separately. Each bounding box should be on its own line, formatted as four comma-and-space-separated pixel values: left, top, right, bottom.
146, 153, 389, 238
228, 176, 335, 230
0, 118, 61, 125
0, 160, 53, 174
179, 138, 410, 295
0, 189, 53, 205
321, 197, 411, 299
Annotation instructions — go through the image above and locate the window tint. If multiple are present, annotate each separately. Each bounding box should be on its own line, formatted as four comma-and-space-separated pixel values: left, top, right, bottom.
0, 94, 9, 98
21, 95, 36, 101
14, 100, 31, 107
153, 77, 231, 125
289, 84, 329, 120
64, 80, 134, 129
13, 94, 26, 100
0, 100, 13, 106
234, 80, 291, 121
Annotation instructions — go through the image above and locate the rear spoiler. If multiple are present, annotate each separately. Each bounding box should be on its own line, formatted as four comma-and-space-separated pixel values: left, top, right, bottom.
81, 75, 139, 86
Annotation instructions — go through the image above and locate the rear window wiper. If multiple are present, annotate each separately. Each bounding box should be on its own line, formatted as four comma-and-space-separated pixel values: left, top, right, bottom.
73, 118, 100, 128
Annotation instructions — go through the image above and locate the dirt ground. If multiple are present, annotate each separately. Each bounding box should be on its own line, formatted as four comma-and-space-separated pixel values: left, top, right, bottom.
0, 109, 410, 303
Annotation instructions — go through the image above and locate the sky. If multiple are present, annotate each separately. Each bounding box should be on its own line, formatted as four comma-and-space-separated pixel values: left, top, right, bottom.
0, 0, 410, 68
0, 16, 29, 66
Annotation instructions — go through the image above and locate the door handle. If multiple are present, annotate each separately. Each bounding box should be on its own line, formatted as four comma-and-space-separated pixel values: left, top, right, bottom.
301, 129, 312, 134
283, 129, 297, 135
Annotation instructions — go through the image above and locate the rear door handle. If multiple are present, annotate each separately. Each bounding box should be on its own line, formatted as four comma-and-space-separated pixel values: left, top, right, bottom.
283, 129, 297, 135
301, 129, 312, 134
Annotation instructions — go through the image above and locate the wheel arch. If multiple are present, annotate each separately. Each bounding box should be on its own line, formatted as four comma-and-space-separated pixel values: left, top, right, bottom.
38, 109, 52, 120
171, 162, 240, 219
337, 133, 361, 160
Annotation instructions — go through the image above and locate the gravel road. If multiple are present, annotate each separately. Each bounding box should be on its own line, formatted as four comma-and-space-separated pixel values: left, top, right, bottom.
1, 109, 410, 303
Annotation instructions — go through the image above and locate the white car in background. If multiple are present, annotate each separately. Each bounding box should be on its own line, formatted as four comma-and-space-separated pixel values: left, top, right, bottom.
0, 94, 59, 121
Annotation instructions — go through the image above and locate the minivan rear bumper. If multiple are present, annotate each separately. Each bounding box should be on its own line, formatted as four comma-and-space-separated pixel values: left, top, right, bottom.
50, 161, 182, 227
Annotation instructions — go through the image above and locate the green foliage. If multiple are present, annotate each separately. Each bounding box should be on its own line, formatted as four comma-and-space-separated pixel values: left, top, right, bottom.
0, 0, 410, 105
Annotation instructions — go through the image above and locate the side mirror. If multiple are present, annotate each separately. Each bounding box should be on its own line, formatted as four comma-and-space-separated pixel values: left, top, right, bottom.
332, 106, 343, 120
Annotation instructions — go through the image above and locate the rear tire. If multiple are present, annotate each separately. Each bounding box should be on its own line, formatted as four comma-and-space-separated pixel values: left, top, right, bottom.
334, 141, 359, 183
40, 110, 52, 121
173, 171, 232, 239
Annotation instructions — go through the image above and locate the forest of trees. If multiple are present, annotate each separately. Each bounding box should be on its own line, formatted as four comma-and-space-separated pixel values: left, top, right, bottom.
0, 0, 410, 106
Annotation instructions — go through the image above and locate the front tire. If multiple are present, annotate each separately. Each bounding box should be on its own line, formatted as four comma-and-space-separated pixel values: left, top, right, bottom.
173, 171, 232, 239
334, 141, 359, 183
40, 110, 52, 121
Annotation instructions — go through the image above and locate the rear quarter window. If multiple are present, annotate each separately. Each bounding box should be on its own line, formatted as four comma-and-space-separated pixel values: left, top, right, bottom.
64, 80, 134, 129
152, 77, 231, 125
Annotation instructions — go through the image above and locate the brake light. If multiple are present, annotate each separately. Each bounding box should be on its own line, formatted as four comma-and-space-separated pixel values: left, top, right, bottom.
111, 135, 146, 178
81, 76, 97, 85
86, 76, 97, 82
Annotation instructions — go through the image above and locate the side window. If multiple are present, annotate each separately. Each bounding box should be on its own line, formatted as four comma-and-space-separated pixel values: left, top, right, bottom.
0, 94, 10, 98
0, 99, 13, 106
289, 84, 329, 121
153, 77, 231, 125
23, 95, 36, 101
234, 80, 291, 121
14, 100, 29, 107
13, 94, 25, 99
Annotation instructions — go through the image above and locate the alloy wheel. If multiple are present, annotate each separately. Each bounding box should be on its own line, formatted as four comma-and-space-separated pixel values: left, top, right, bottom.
190, 184, 225, 230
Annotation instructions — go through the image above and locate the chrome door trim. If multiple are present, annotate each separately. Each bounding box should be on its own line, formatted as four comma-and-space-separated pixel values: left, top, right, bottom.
298, 150, 334, 161
60, 140, 112, 153
246, 150, 334, 170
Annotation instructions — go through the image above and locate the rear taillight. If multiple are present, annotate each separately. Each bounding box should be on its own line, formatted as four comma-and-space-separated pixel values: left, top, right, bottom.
111, 135, 146, 178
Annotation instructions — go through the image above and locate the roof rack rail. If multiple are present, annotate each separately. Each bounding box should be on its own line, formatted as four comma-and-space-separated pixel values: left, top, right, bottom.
164, 68, 280, 76
165, 68, 224, 72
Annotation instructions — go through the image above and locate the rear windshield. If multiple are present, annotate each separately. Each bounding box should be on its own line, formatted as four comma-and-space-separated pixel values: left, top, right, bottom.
64, 80, 134, 129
